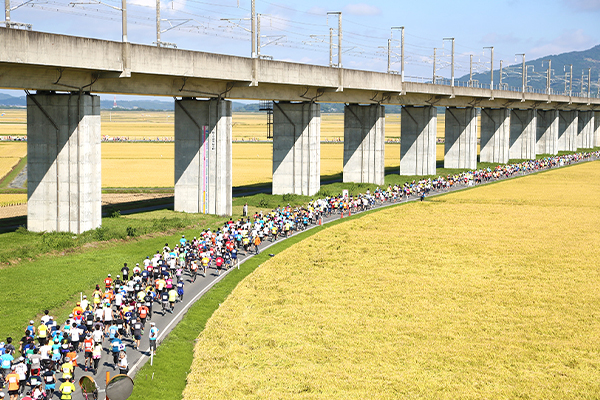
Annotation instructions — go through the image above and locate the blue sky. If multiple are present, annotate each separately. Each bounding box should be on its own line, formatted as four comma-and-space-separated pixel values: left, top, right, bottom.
3, 0, 600, 100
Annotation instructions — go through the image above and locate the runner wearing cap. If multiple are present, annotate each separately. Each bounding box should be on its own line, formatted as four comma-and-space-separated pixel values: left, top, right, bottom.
114, 275, 122, 288
104, 274, 113, 290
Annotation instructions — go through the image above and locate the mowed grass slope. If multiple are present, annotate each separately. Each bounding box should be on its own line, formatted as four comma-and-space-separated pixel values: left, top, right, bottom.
184, 161, 600, 400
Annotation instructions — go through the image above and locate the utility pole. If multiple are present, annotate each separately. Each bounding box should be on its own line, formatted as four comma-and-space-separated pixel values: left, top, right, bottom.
327, 12, 342, 68
122, 0, 128, 43
433, 48, 437, 84
156, 0, 160, 45
400, 26, 405, 82
516, 54, 525, 93
569, 64, 573, 96
564, 66, 568, 94
251, 0, 256, 58
338, 12, 342, 68
443, 38, 455, 86
587, 67, 591, 98
257, 13, 261, 58
499, 60, 503, 89
469, 54, 473, 87
388, 26, 404, 74
5, 0, 10, 27
329, 27, 333, 67
546, 60, 551, 95
388, 27, 403, 75
387, 39, 391, 73
484, 46, 493, 89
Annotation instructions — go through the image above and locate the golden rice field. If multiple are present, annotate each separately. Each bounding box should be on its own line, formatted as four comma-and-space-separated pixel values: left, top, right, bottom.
0, 109, 26, 137
0, 193, 27, 206
184, 161, 600, 400
0, 140, 443, 188
1, 110, 451, 139
101, 142, 409, 187
0, 110, 465, 189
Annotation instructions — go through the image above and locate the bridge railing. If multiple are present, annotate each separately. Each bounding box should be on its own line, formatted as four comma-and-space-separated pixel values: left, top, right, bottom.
402, 75, 598, 98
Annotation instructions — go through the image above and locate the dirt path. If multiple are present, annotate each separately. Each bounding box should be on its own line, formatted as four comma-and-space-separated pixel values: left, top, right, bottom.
7, 164, 26, 189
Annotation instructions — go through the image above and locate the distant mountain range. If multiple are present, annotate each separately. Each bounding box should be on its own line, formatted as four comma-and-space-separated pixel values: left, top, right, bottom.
457, 45, 600, 93
1, 44, 598, 109
0, 94, 406, 113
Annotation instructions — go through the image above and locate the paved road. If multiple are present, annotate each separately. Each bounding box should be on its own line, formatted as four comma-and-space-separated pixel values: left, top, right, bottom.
2, 157, 593, 399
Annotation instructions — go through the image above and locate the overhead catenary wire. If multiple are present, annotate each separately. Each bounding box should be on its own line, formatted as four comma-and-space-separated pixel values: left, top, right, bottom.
7, 0, 595, 94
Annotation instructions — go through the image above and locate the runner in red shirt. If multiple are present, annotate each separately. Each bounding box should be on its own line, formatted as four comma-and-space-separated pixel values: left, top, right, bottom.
215, 255, 224, 276
83, 335, 94, 371
104, 274, 113, 290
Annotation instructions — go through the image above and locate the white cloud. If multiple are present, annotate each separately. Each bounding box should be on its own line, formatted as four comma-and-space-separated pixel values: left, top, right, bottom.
564, 0, 600, 12
135, 0, 186, 11
307, 6, 327, 15
343, 3, 381, 16
527, 29, 595, 58
128, 0, 155, 8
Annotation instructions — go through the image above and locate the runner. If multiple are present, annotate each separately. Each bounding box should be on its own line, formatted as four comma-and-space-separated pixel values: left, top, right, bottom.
58, 377, 76, 400
131, 319, 143, 350
168, 288, 178, 312
117, 351, 128, 375
6, 366, 19, 400
92, 341, 102, 374
42, 368, 56, 398
176, 280, 184, 302
148, 323, 159, 356
83, 335, 94, 371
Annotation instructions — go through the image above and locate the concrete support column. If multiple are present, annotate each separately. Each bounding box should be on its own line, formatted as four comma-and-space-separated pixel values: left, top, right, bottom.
343, 104, 385, 185
27, 92, 101, 234
444, 107, 477, 169
174, 98, 232, 216
558, 110, 578, 152
272, 102, 320, 196
595, 111, 600, 148
536, 109, 559, 155
480, 108, 510, 164
400, 106, 437, 176
577, 111, 594, 149
509, 109, 536, 160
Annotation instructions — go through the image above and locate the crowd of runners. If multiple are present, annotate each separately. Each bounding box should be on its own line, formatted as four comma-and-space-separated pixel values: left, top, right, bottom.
0, 150, 597, 400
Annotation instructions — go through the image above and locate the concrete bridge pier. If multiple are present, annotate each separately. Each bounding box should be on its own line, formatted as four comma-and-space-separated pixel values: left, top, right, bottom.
577, 111, 594, 149
595, 111, 600, 147
509, 109, 536, 160
536, 109, 559, 155
272, 102, 320, 196
343, 104, 385, 185
558, 110, 578, 152
480, 108, 510, 164
400, 106, 437, 176
27, 92, 101, 234
444, 107, 477, 169
174, 98, 232, 216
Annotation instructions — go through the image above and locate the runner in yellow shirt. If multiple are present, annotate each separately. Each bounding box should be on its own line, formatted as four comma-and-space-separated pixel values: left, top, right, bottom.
59, 377, 76, 400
